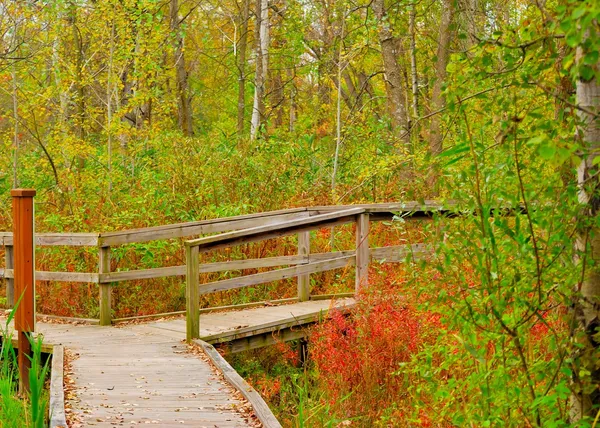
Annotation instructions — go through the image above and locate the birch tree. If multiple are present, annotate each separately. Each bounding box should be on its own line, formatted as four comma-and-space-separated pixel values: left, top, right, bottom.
571, 12, 600, 422
250, 0, 270, 140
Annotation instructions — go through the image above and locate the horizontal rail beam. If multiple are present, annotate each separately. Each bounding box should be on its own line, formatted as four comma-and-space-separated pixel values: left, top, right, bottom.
198, 255, 355, 295
0, 233, 99, 247
0, 245, 429, 285
186, 208, 365, 252
308, 200, 455, 214
1, 269, 99, 283
371, 243, 432, 262
98, 255, 310, 283
98, 209, 308, 247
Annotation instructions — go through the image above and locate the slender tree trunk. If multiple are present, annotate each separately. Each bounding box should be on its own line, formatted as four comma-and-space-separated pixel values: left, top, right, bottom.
429, 0, 454, 158
357, 71, 379, 118
332, 11, 345, 192
170, 0, 193, 136
288, 68, 296, 132
250, 0, 269, 140
270, 68, 285, 127
371, 0, 410, 149
343, 69, 361, 111
236, 0, 250, 136
571, 27, 600, 422
107, 20, 115, 195
68, 2, 86, 170
409, 2, 419, 120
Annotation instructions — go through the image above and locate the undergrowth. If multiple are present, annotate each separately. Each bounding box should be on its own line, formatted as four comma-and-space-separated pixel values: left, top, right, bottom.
0, 307, 50, 427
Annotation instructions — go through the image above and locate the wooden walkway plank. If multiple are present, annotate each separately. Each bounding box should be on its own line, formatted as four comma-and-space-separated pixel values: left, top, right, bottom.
1, 298, 355, 427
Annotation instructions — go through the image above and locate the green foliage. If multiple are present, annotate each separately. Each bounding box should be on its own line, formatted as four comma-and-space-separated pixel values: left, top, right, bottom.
0, 306, 50, 427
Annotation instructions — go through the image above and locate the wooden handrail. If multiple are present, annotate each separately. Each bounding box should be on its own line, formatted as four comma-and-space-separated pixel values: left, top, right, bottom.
184, 210, 371, 340
185, 207, 365, 251
97, 208, 309, 246
0, 202, 448, 324
0, 233, 99, 247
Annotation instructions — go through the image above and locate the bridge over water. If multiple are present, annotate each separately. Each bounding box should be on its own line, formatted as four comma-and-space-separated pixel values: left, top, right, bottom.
0, 202, 444, 427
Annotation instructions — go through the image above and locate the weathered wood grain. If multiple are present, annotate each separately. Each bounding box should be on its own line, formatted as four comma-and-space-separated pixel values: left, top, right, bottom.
98, 247, 111, 326
186, 245, 200, 341
19, 322, 253, 427
50, 345, 67, 428
98, 254, 310, 283
196, 340, 282, 428
226, 328, 307, 353
371, 243, 432, 262
355, 213, 370, 291
98, 209, 308, 247
0, 233, 99, 247
145, 298, 357, 346
1, 269, 99, 283
185, 208, 364, 251
297, 231, 310, 301
197, 256, 354, 295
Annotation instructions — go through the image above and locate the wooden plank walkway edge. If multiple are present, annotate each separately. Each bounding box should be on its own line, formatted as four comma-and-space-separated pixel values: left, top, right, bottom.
49, 344, 67, 428
195, 339, 283, 428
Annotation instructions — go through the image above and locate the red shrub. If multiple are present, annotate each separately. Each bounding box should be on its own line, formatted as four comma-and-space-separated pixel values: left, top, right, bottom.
309, 279, 438, 423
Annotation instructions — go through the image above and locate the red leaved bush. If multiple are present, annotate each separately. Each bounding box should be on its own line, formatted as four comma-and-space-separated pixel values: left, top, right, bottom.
309, 277, 440, 423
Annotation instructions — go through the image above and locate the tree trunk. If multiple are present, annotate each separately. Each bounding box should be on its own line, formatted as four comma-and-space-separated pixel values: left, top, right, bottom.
288, 68, 296, 132
250, 0, 269, 140
343, 69, 362, 111
270, 68, 285, 127
68, 2, 86, 170
371, 0, 410, 150
429, 0, 454, 158
409, 2, 418, 120
571, 28, 600, 422
236, 0, 250, 136
170, 0, 193, 136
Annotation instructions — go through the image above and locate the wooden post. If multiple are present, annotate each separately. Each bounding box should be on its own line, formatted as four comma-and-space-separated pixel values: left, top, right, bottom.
355, 213, 369, 292
5, 245, 14, 308
186, 245, 200, 341
297, 231, 310, 302
297, 338, 308, 367
99, 247, 112, 326
11, 188, 36, 394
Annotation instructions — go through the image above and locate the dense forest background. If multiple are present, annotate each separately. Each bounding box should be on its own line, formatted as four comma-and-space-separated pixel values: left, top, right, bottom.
1, 0, 600, 426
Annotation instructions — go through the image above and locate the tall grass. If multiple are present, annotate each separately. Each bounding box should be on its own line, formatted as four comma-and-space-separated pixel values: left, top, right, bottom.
0, 306, 50, 427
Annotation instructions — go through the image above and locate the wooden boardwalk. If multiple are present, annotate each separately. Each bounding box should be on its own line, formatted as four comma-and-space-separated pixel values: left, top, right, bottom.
2, 297, 354, 427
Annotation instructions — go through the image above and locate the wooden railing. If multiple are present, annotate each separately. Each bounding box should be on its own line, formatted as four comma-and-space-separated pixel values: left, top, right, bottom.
183, 205, 440, 341
1, 202, 445, 326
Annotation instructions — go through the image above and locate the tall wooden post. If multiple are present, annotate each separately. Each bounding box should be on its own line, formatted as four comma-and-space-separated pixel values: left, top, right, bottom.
297, 231, 310, 301
98, 247, 112, 326
355, 213, 369, 292
11, 188, 36, 394
5, 245, 14, 308
186, 244, 200, 341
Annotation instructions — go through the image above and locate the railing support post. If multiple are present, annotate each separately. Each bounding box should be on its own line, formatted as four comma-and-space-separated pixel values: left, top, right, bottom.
355, 213, 369, 292
99, 247, 112, 326
297, 231, 310, 301
186, 245, 200, 341
11, 188, 36, 394
5, 244, 14, 308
